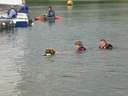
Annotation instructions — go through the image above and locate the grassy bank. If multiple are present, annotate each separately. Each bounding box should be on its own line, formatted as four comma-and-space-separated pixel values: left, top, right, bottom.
27, 0, 128, 5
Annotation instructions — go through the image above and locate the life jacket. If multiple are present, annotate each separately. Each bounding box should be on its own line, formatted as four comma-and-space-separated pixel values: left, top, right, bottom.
48, 10, 55, 17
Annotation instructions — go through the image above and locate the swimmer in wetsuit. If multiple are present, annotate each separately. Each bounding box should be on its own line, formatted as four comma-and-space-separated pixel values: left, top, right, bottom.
43, 48, 56, 56
99, 39, 113, 50
47, 6, 55, 17
75, 41, 86, 53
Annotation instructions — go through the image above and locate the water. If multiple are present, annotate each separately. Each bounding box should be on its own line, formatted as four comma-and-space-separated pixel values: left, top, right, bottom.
0, 3, 128, 96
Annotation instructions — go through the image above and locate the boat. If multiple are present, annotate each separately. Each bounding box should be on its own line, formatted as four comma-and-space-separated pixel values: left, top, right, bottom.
0, 18, 15, 31
35, 15, 63, 22
0, 0, 23, 5
0, 0, 32, 28
35, 16, 55, 22
13, 13, 31, 27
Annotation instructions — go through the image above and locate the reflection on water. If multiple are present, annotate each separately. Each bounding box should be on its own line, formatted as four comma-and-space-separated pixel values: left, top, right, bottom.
0, 29, 25, 96
67, 5, 73, 14
1, 3, 128, 96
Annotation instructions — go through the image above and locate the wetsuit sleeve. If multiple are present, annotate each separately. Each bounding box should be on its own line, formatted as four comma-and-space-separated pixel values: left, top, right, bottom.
107, 44, 113, 50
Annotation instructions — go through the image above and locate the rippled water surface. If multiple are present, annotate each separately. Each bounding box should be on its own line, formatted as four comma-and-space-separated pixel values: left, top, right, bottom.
0, 3, 128, 96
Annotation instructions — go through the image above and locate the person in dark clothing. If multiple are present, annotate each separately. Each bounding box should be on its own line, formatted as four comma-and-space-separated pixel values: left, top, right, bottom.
19, 3, 29, 13
99, 39, 113, 50
47, 6, 55, 17
75, 41, 86, 53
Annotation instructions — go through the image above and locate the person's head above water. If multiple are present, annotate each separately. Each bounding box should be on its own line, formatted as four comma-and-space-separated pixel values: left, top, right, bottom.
99, 39, 113, 49
44, 48, 56, 56
75, 41, 86, 52
99, 39, 108, 48
75, 41, 83, 48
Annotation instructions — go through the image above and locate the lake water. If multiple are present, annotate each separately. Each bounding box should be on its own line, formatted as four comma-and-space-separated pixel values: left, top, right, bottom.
0, 3, 128, 96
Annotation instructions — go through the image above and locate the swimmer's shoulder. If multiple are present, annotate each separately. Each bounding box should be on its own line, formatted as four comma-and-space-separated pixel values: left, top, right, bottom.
107, 44, 113, 50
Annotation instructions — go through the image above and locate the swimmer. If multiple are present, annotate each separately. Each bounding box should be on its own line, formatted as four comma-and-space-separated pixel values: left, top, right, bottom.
43, 48, 56, 56
99, 39, 113, 50
75, 41, 86, 53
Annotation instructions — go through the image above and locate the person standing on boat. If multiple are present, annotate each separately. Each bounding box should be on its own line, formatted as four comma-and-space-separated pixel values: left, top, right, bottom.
7, 6, 17, 18
47, 6, 55, 17
19, 3, 29, 13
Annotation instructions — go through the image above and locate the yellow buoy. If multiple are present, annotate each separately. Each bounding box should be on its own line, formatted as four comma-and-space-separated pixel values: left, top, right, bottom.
67, 0, 73, 6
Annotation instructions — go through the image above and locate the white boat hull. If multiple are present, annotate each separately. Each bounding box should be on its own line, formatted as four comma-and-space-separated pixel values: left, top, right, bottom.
0, 13, 30, 27
13, 13, 29, 27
